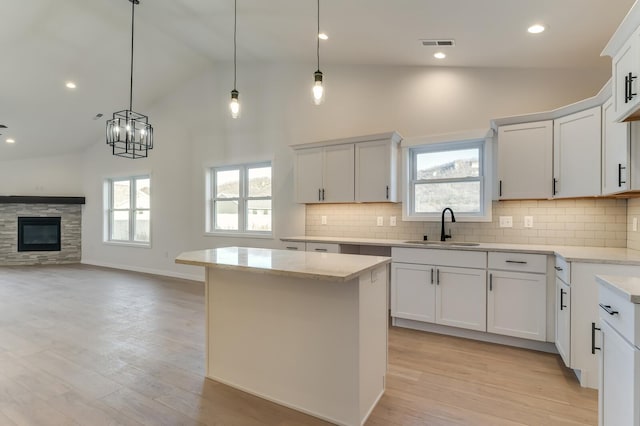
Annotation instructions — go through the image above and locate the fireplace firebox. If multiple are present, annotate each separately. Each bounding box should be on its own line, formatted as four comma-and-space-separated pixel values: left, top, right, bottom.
17, 217, 61, 252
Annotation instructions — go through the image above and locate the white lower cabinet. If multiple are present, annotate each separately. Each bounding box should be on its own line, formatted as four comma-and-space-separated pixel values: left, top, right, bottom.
599, 320, 640, 426
437, 266, 486, 332
487, 270, 546, 341
555, 277, 571, 366
391, 263, 435, 323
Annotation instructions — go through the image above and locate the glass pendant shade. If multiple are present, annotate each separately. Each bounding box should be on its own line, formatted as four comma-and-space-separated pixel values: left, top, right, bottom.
106, 110, 154, 159
313, 70, 324, 105
230, 89, 240, 119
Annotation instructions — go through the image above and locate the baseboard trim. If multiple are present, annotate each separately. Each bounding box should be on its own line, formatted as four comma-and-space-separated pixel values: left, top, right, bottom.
81, 259, 204, 282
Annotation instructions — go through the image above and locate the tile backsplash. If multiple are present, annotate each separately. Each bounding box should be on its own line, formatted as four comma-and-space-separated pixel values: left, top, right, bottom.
306, 199, 628, 248
627, 198, 640, 250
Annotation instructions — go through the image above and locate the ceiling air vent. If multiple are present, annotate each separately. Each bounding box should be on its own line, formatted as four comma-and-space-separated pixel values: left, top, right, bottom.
421, 39, 455, 47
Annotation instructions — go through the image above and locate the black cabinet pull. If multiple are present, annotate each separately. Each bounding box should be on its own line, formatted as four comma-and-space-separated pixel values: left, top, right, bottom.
625, 74, 631, 104
618, 163, 627, 187
627, 72, 637, 103
592, 322, 601, 354
553, 178, 557, 195
386, 185, 389, 200
285, 246, 299, 250
499, 180, 502, 197
599, 303, 619, 316
554, 266, 563, 271
322, 188, 325, 201
318, 189, 321, 201
489, 273, 493, 291
314, 248, 328, 252
560, 288, 567, 311
430, 268, 434, 285
505, 260, 527, 264
436, 269, 440, 285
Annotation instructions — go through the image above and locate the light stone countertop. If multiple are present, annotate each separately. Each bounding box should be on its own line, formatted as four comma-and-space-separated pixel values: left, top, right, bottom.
596, 275, 640, 303
281, 236, 640, 266
175, 246, 391, 282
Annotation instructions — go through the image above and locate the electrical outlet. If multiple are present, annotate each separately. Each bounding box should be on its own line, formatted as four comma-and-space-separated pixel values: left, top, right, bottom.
499, 216, 513, 228
390, 216, 397, 226
524, 216, 534, 228
634, 217, 638, 232
321, 215, 327, 225
377, 216, 384, 226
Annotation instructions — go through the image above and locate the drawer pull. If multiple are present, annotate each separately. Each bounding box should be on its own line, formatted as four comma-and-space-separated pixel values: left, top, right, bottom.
314, 248, 328, 252
505, 260, 527, 264
592, 322, 601, 354
554, 266, 563, 271
599, 304, 619, 316
285, 246, 299, 250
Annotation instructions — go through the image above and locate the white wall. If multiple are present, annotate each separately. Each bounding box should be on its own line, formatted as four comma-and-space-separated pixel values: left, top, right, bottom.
78, 62, 609, 280
0, 152, 83, 196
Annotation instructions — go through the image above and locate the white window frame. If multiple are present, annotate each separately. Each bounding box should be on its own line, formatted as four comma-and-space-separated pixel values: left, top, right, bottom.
206, 161, 273, 237
403, 138, 492, 222
104, 175, 151, 246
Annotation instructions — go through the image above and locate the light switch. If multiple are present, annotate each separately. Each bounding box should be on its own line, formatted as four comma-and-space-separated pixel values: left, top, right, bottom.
634, 217, 638, 232
390, 216, 397, 226
524, 216, 534, 228
321, 215, 327, 225
377, 216, 384, 226
499, 216, 513, 228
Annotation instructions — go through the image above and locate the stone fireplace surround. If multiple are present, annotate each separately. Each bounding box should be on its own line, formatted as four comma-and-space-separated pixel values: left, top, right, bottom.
0, 196, 84, 265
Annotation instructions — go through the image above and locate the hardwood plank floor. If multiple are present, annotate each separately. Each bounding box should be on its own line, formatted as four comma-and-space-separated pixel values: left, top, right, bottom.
0, 264, 596, 425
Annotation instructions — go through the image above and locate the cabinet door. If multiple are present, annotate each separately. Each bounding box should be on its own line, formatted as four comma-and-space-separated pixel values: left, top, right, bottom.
295, 148, 324, 203
602, 98, 630, 195
487, 270, 546, 341
613, 34, 639, 120
355, 139, 397, 202
599, 320, 640, 426
391, 263, 435, 323
436, 266, 486, 332
497, 121, 553, 199
553, 106, 602, 198
323, 144, 355, 202
555, 278, 571, 366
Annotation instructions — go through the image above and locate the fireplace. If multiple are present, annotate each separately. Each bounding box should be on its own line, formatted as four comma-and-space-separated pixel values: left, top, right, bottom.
18, 217, 62, 252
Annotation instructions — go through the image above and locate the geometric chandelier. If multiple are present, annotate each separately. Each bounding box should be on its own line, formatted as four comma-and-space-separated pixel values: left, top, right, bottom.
106, 0, 154, 159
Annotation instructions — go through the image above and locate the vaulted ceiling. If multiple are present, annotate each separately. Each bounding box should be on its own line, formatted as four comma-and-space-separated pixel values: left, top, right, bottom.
0, 0, 634, 160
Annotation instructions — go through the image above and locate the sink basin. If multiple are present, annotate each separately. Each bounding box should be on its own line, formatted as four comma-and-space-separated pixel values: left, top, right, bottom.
404, 241, 481, 247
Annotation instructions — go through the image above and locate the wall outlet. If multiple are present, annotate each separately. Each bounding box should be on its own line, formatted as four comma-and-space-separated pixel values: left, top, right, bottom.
321, 215, 327, 225
634, 217, 638, 232
499, 216, 513, 228
524, 216, 534, 228
390, 216, 397, 226
377, 216, 384, 226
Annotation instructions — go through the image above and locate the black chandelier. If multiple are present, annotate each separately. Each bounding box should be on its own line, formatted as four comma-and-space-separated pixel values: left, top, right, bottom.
106, 0, 154, 159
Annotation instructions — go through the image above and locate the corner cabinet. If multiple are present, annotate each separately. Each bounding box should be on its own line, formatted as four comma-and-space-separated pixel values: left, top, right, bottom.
553, 106, 602, 198
497, 121, 553, 199
292, 132, 402, 204
602, 97, 631, 195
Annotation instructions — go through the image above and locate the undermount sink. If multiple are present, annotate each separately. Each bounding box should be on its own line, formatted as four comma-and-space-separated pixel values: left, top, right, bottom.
404, 241, 481, 247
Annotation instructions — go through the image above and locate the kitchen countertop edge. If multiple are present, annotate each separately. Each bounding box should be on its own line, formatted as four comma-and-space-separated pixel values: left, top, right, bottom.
596, 275, 640, 303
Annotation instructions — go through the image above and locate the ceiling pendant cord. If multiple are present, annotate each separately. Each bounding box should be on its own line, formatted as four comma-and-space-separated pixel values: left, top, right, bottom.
230, 0, 240, 118
312, 0, 324, 105
129, 0, 136, 112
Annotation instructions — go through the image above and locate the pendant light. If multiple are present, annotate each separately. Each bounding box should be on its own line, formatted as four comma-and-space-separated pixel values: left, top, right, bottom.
312, 0, 325, 105
230, 0, 240, 118
106, 0, 154, 159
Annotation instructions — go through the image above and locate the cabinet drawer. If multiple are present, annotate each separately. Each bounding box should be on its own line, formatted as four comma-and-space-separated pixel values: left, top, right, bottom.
306, 242, 340, 253
392, 247, 486, 269
281, 241, 306, 251
554, 256, 570, 283
488, 252, 546, 273
598, 283, 640, 347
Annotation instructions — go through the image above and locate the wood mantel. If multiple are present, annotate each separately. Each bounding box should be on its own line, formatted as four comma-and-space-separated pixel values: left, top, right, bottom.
0, 196, 85, 204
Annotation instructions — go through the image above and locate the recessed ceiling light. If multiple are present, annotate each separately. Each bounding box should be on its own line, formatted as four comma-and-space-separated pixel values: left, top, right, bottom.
65, 81, 77, 89
6, 138, 15, 144
434, 52, 446, 59
527, 24, 545, 34
318, 33, 328, 40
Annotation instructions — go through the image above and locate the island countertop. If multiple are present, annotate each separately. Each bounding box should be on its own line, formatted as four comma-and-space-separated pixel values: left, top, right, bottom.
596, 274, 640, 303
175, 246, 391, 282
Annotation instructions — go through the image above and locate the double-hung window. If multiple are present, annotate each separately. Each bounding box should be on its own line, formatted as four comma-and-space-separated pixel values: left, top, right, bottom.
406, 139, 490, 221
105, 175, 151, 244
207, 162, 272, 235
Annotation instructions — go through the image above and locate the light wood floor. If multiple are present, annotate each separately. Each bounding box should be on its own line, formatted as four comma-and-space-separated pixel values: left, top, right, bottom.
0, 264, 596, 425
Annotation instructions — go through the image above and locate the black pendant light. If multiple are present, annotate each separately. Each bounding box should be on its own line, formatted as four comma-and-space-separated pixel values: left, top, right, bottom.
106, 0, 154, 159
312, 0, 325, 105
230, 0, 240, 119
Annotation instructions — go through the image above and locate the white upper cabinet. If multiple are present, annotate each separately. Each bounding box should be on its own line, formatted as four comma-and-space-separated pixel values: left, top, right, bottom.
612, 32, 640, 121
497, 121, 553, 199
293, 132, 401, 204
602, 97, 631, 195
355, 138, 400, 202
553, 106, 602, 198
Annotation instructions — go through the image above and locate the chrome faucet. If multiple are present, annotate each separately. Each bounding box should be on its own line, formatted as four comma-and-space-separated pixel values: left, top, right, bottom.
440, 208, 456, 242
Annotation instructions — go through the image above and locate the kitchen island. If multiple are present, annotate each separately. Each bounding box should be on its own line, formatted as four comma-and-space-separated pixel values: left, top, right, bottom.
175, 247, 391, 426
